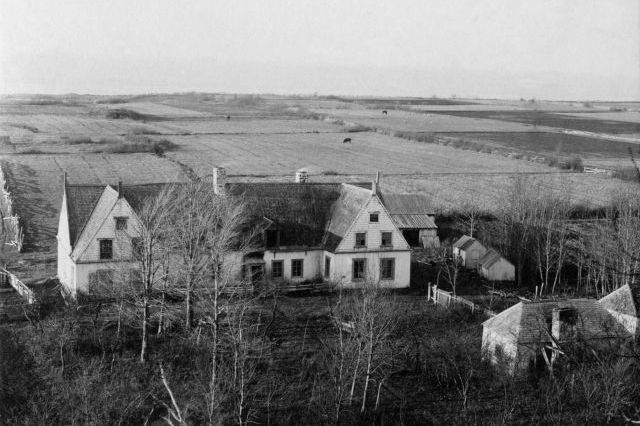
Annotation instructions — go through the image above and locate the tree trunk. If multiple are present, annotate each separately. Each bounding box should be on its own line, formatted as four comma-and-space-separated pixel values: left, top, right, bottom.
140, 296, 149, 363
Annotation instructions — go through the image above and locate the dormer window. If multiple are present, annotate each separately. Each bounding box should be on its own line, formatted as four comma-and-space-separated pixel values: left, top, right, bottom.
369, 213, 379, 223
115, 217, 128, 231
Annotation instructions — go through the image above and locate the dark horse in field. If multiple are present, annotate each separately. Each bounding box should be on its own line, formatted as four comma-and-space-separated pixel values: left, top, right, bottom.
343, 137, 352, 143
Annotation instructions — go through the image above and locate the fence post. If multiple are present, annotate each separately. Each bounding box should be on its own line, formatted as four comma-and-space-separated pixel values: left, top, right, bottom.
433, 285, 438, 304
427, 282, 431, 302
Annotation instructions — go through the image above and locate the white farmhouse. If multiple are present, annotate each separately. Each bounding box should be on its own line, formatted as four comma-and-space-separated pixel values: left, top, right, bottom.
57, 180, 168, 297
57, 169, 439, 297
452, 235, 486, 269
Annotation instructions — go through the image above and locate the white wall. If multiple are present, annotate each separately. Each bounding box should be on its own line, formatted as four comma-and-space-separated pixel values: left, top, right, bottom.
604, 309, 639, 337
74, 260, 137, 295
329, 251, 410, 288
57, 190, 75, 294
336, 196, 409, 253
77, 198, 141, 263
263, 249, 323, 282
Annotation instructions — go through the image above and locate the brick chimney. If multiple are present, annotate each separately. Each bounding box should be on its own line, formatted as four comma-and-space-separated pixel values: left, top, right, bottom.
213, 167, 226, 195
117, 181, 123, 198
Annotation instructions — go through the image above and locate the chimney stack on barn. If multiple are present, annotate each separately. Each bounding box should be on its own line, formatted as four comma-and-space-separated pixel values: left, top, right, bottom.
372, 171, 381, 195
117, 181, 123, 198
213, 167, 226, 195
295, 169, 308, 183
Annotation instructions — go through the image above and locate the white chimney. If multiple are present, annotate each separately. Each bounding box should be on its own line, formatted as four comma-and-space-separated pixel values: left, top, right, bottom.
372, 171, 381, 195
213, 167, 226, 195
295, 169, 308, 183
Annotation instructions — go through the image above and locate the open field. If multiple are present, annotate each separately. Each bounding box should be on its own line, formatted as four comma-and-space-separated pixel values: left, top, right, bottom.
165, 131, 552, 176
557, 111, 640, 123
427, 110, 640, 135
437, 132, 640, 159
311, 107, 541, 132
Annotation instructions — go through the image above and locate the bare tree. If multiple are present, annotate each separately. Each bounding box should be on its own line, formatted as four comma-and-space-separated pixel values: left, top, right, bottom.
459, 200, 485, 238
131, 186, 176, 363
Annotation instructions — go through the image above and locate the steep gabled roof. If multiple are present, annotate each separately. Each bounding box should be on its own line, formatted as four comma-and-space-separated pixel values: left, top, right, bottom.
323, 184, 372, 251
65, 183, 174, 249
479, 249, 510, 269
65, 185, 106, 247
484, 299, 628, 344
379, 193, 436, 229
453, 235, 479, 250
599, 284, 640, 318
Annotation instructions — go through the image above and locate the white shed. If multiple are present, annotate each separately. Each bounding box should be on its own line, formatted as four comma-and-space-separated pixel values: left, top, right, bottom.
452, 235, 487, 269
478, 249, 515, 281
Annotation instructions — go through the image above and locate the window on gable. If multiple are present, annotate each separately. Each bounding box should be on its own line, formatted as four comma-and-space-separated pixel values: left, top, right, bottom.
353, 258, 366, 280
355, 232, 367, 248
380, 258, 395, 280
115, 217, 128, 231
291, 259, 304, 278
271, 260, 283, 279
369, 212, 379, 223
381, 231, 393, 247
99, 239, 113, 260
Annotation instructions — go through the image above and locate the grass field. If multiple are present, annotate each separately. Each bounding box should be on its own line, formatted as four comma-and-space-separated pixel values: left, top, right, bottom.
557, 111, 640, 124
436, 131, 640, 159
311, 107, 540, 132
165, 131, 551, 176
427, 110, 640, 135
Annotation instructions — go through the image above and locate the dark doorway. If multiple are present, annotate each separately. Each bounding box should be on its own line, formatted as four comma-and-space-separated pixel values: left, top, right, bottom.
249, 264, 264, 286
402, 229, 420, 247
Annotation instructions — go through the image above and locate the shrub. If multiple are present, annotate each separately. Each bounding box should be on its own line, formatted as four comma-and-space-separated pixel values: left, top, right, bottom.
566, 155, 584, 171
344, 124, 372, 133
322, 170, 338, 176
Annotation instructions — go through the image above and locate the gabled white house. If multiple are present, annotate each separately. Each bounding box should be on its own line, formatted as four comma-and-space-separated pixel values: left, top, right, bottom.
452, 235, 487, 269
58, 169, 439, 296
57, 180, 168, 297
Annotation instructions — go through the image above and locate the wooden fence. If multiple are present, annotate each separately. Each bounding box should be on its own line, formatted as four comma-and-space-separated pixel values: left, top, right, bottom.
427, 284, 496, 317
0, 165, 23, 251
0, 268, 36, 304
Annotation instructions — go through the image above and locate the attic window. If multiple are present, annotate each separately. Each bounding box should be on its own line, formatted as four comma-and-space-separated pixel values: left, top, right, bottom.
99, 239, 113, 260
115, 217, 128, 231
369, 213, 379, 223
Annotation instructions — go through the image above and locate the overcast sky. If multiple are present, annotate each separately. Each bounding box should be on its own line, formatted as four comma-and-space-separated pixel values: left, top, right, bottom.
1, 0, 638, 100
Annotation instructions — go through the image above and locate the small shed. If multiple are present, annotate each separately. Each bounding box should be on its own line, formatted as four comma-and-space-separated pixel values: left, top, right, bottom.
452, 236, 486, 269
478, 249, 515, 281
